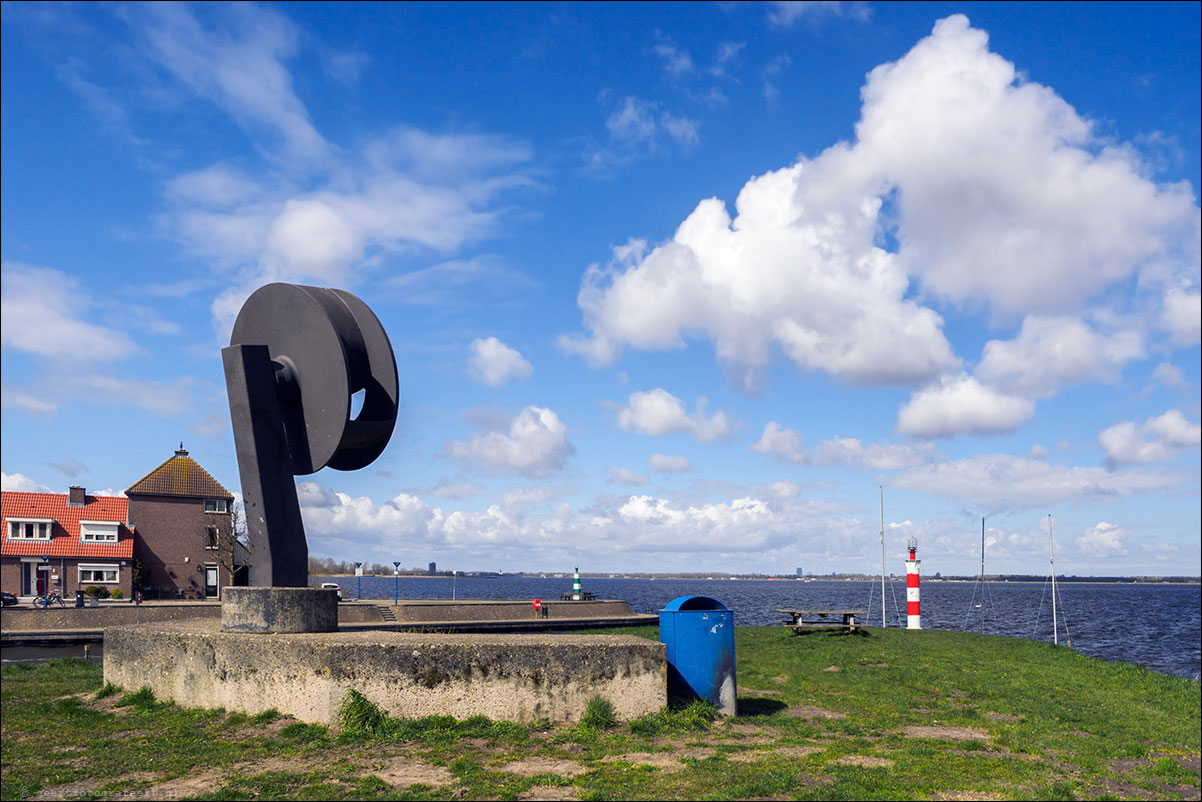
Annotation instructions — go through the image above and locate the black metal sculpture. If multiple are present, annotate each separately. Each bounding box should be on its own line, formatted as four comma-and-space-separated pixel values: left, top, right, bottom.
222, 284, 399, 587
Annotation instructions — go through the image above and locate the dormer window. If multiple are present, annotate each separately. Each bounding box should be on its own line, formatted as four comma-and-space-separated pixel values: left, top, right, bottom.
204, 498, 229, 513
80, 521, 119, 542
7, 519, 53, 540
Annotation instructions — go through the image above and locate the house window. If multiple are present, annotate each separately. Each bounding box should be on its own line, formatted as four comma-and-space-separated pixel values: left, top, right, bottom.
78, 564, 119, 583
7, 520, 53, 540
204, 498, 229, 513
204, 526, 219, 550
80, 521, 119, 542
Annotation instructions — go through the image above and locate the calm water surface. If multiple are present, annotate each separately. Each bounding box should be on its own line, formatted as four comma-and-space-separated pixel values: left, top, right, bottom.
4, 577, 1196, 680
336, 575, 1200, 680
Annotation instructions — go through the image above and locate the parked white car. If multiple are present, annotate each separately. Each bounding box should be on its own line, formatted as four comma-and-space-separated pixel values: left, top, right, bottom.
319, 582, 343, 600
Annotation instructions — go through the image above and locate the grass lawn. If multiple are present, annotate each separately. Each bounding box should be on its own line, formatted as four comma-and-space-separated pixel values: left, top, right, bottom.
1, 625, 1198, 800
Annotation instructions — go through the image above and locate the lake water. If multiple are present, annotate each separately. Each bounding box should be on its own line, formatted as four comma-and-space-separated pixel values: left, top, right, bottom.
4, 576, 1196, 680
335, 575, 1201, 680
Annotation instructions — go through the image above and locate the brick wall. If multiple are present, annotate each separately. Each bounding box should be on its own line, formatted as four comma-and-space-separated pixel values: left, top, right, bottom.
129, 495, 236, 597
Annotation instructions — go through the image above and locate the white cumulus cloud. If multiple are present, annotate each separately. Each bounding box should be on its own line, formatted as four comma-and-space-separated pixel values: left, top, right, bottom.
975, 317, 1143, 398
1098, 409, 1202, 465
447, 406, 575, 478
896, 375, 1034, 439
1076, 522, 1127, 556
467, 337, 533, 387
615, 389, 733, 443
751, 421, 935, 469
564, 14, 1200, 400
1, 472, 52, 492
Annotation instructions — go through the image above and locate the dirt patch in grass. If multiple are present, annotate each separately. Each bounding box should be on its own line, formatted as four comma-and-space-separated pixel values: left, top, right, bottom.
102, 729, 157, 740
121, 770, 225, 800
820, 665, 840, 673
784, 705, 846, 720
367, 756, 456, 787
901, 725, 991, 741
720, 722, 771, 738
728, 745, 822, 763
931, 792, 1006, 801
498, 756, 590, 778
770, 675, 789, 683
1090, 777, 1163, 800
832, 754, 893, 768
983, 712, 1022, 722
601, 747, 716, 771
856, 663, 889, 670
517, 786, 581, 801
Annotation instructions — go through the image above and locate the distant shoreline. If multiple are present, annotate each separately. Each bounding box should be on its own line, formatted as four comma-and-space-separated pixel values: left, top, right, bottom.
312, 574, 1200, 586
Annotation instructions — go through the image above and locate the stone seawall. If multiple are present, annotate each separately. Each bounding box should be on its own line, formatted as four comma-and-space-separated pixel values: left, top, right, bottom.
393, 599, 637, 622
1, 602, 382, 631
103, 620, 666, 724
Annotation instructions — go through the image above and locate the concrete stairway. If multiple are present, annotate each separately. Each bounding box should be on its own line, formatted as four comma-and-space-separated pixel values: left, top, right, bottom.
375, 605, 398, 622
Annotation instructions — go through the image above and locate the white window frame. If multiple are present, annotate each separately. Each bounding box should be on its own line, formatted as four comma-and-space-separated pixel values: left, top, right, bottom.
204, 498, 230, 514
7, 519, 54, 540
79, 520, 119, 543
78, 563, 119, 584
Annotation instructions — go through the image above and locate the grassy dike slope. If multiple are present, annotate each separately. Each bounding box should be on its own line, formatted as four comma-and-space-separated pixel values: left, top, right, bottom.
1, 626, 1198, 801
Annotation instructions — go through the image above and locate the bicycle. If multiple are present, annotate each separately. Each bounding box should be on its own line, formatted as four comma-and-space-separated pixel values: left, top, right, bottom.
33, 591, 66, 609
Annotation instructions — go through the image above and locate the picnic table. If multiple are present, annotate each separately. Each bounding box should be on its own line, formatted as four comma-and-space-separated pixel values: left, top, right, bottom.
777, 608, 868, 632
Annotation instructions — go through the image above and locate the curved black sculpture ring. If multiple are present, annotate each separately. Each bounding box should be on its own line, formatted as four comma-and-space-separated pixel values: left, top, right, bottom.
223, 283, 398, 587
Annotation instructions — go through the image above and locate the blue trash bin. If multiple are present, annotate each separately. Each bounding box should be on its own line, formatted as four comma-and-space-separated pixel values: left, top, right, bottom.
659, 595, 737, 715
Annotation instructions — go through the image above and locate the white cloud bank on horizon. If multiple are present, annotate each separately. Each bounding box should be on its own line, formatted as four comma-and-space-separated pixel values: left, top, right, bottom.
563, 14, 1200, 434
292, 479, 1195, 574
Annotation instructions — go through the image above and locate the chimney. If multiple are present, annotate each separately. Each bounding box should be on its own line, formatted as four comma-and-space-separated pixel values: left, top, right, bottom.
68, 485, 87, 506
175, 441, 189, 457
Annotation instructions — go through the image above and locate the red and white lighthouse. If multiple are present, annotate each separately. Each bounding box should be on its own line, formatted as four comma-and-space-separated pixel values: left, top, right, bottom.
905, 536, 921, 630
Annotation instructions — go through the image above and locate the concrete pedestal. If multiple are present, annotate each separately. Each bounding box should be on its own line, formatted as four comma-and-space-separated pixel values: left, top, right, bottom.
221, 586, 337, 633
103, 620, 666, 725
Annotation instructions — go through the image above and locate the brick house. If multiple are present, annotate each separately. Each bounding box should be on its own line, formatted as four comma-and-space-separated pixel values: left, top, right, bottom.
126, 445, 246, 599
1, 486, 135, 599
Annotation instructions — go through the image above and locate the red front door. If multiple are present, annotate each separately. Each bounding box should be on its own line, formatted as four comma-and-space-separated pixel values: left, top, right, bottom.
35, 568, 49, 596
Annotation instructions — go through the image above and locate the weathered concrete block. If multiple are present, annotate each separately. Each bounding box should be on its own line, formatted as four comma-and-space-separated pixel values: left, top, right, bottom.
221, 587, 337, 633
103, 620, 666, 725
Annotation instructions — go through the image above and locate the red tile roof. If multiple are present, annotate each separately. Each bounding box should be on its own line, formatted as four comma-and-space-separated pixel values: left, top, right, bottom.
1, 491, 134, 559
125, 448, 233, 499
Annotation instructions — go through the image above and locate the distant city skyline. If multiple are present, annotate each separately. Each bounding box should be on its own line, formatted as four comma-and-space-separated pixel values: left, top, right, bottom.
2, 3, 1199, 576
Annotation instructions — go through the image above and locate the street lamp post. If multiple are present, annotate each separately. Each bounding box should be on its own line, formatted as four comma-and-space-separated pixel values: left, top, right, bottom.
40, 554, 49, 608
393, 561, 400, 606
355, 562, 363, 600
452, 570, 457, 601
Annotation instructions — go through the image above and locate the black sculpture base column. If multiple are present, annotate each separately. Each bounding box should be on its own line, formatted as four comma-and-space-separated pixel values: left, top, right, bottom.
221, 587, 338, 633
222, 344, 308, 588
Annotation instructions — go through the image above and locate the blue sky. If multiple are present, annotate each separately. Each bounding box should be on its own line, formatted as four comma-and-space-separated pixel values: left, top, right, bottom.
2, 1, 1199, 577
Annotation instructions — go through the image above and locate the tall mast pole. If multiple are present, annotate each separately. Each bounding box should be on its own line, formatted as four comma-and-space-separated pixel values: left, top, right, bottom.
980, 517, 986, 633
1049, 514, 1058, 646
880, 486, 886, 628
